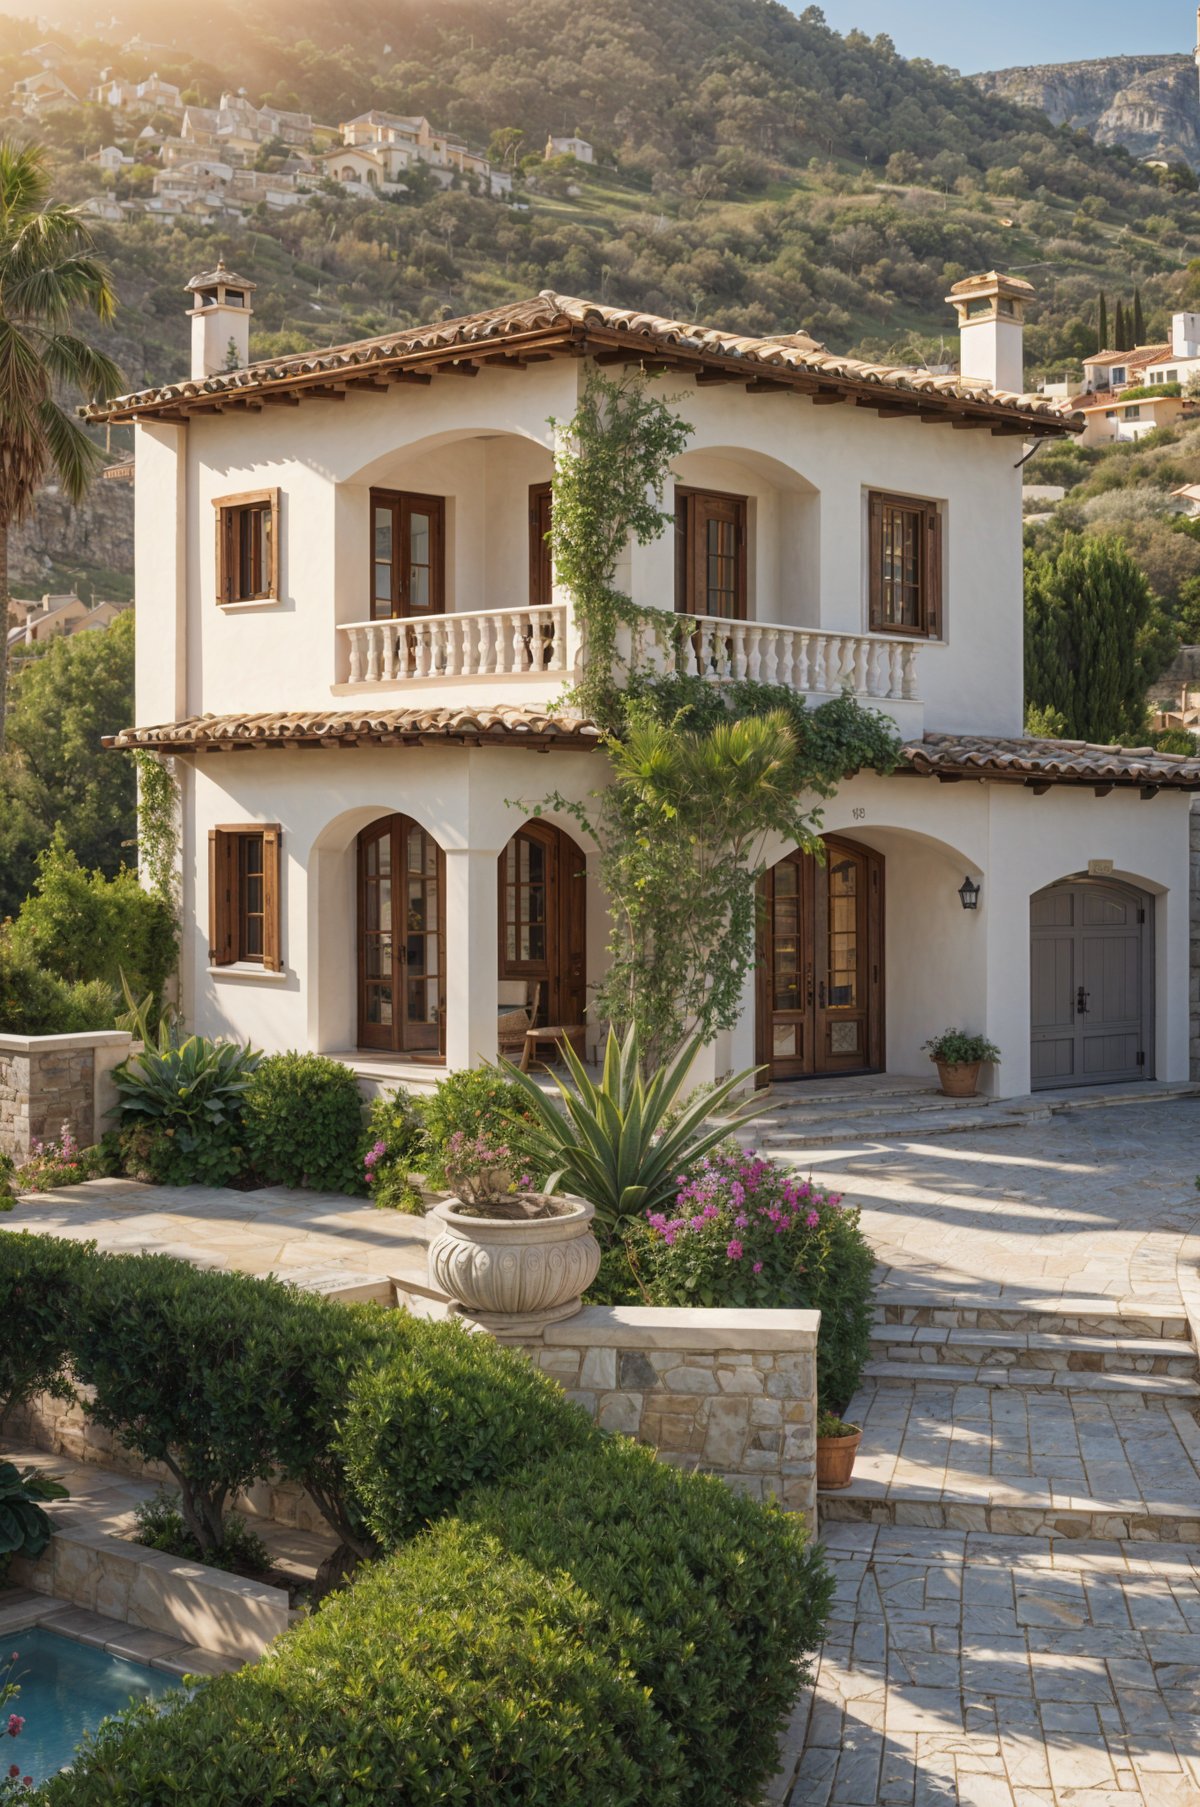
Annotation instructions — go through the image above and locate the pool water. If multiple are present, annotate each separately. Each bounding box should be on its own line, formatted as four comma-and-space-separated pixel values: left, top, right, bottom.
4, 1627, 176, 1783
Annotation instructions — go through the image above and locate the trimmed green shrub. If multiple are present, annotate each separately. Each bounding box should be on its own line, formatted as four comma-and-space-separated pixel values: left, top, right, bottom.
70, 1254, 319, 1556
111, 1034, 259, 1187
38, 1523, 682, 1806
340, 1315, 593, 1548
360, 1087, 425, 1210
418, 1065, 535, 1190
0, 927, 117, 1035
132, 1490, 269, 1576
243, 1052, 365, 1193
465, 1437, 833, 1807
10, 833, 177, 1011
0, 1231, 93, 1426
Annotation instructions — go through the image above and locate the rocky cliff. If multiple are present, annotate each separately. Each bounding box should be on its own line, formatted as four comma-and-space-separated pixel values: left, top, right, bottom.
974, 54, 1200, 170
9, 477, 134, 602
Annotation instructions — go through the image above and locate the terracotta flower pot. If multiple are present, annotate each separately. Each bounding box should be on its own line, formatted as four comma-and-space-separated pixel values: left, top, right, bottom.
816, 1428, 862, 1491
427, 1193, 601, 1333
934, 1058, 982, 1099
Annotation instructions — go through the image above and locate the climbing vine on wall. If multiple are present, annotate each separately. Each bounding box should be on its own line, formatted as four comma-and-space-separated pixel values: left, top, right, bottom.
132, 750, 179, 909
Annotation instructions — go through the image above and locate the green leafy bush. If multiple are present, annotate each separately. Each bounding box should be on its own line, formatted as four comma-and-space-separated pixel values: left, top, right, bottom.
360, 1088, 425, 1210
0, 1231, 92, 1427
132, 1490, 269, 1576
111, 1034, 259, 1187
10, 833, 177, 1011
0, 927, 117, 1035
502, 1025, 750, 1235
340, 1315, 592, 1549
243, 1052, 364, 1192
921, 1028, 1002, 1066
71, 1253, 316, 1556
38, 1523, 681, 1806
418, 1065, 535, 1190
0, 1459, 68, 1582
463, 1438, 834, 1807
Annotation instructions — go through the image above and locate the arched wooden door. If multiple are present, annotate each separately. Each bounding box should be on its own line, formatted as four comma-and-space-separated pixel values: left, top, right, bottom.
757, 837, 884, 1082
357, 814, 445, 1056
498, 822, 587, 1027
1030, 879, 1153, 1088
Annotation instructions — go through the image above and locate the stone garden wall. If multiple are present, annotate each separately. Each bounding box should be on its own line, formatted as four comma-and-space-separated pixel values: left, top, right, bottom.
513, 1303, 820, 1522
0, 1031, 132, 1160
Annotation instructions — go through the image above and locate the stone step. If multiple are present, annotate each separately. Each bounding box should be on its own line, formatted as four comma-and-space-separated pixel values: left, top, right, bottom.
873, 1297, 1192, 1340
817, 1480, 1200, 1543
868, 1325, 1199, 1378
755, 1108, 1043, 1149
860, 1360, 1200, 1398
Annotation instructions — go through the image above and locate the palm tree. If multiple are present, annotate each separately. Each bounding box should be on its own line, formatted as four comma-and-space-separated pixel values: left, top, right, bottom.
0, 140, 122, 751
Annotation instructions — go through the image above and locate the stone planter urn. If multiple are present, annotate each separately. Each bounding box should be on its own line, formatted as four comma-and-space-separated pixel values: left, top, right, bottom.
427, 1193, 601, 1333
933, 1058, 982, 1099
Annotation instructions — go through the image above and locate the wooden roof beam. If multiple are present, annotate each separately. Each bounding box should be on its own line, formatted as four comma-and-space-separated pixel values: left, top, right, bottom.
1024, 778, 1051, 795
261, 391, 301, 407
810, 390, 845, 406
389, 369, 433, 385
746, 378, 789, 393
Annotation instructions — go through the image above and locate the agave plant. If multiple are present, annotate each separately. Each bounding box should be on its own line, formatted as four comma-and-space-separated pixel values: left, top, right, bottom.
0, 1460, 68, 1566
500, 1024, 757, 1234
112, 1034, 260, 1145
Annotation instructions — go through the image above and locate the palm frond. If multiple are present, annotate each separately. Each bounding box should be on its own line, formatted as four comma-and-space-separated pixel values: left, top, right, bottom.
0, 140, 49, 224
36, 398, 104, 503
37, 333, 122, 402
5, 244, 118, 330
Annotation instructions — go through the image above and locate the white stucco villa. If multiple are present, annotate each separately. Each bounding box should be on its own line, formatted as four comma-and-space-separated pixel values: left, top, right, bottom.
90, 263, 1200, 1100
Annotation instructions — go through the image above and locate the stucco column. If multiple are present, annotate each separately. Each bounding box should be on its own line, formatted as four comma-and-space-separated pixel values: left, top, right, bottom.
444, 847, 500, 1069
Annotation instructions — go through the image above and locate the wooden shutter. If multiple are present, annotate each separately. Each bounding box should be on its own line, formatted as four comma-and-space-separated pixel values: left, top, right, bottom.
264, 494, 280, 600
867, 492, 884, 631
529, 482, 552, 608
208, 829, 236, 965
262, 825, 282, 972
215, 510, 232, 605
923, 504, 942, 640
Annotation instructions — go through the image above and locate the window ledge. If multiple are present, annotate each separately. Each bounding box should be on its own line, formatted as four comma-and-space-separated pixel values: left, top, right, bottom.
217, 597, 281, 613
208, 964, 288, 981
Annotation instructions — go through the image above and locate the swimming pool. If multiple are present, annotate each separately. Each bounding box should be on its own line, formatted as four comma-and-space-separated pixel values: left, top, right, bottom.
5, 1627, 176, 1783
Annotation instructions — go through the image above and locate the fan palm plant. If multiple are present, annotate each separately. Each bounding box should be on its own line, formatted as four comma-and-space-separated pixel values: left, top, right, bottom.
0, 140, 122, 750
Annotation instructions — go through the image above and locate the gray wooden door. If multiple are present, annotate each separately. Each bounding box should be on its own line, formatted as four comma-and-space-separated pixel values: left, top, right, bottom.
1030, 881, 1152, 1089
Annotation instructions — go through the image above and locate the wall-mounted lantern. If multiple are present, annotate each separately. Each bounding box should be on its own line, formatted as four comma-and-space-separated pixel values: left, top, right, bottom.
958, 875, 981, 912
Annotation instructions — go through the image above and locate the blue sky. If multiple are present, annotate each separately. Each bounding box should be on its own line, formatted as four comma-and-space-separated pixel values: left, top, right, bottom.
811, 0, 1191, 75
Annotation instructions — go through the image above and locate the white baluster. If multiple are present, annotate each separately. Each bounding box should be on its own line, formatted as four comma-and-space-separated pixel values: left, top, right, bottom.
744, 625, 761, 681
852, 640, 868, 694
553, 605, 567, 670
762, 627, 780, 686
379, 621, 394, 681
413, 623, 429, 678
901, 643, 918, 700
794, 632, 810, 692
365, 625, 381, 684
511, 611, 527, 671
811, 633, 826, 692
347, 627, 363, 684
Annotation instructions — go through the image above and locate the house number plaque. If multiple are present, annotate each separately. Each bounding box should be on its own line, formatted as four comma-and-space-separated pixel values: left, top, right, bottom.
1087, 859, 1114, 876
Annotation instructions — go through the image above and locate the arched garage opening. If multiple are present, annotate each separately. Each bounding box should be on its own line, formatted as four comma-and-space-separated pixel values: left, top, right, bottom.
1031, 877, 1154, 1088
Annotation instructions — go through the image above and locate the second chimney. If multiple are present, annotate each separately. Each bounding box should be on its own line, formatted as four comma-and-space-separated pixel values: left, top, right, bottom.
185, 258, 255, 380
945, 271, 1033, 396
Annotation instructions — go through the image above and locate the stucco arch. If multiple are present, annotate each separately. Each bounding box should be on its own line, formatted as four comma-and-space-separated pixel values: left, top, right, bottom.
662, 444, 820, 629
344, 424, 553, 492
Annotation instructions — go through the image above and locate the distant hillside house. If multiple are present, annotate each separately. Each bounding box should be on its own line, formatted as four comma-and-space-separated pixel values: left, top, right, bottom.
1077, 390, 1192, 446
89, 70, 183, 114
545, 133, 593, 162
6, 594, 131, 651
335, 111, 511, 196
11, 70, 78, 117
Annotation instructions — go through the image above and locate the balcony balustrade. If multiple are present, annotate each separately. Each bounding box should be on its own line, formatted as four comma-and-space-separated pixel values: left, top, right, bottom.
339, 603, 569, 685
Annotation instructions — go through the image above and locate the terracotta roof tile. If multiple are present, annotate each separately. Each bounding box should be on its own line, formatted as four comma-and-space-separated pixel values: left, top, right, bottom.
85, 290, 1081, 432
902, 731, 1200, 790
102, 703, 603, 751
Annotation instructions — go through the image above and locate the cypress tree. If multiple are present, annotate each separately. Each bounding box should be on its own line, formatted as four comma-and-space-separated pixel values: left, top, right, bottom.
1132, 286, 1145, 345
1114, 300, 1127, 352
1024, 535, 1175, 743
1098, 292, 1108, 350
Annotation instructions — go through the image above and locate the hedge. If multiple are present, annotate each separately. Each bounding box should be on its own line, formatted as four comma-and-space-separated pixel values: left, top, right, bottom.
0, 1232, 832, 1804
242, 1053, 366, 1193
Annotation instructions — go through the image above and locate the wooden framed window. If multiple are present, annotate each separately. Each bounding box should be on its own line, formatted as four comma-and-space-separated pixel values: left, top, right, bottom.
867, 491, 942, 638
209, 825, 281, 970
529, 481, 553, 608
214, 489, 279, 604
674, 488, 747, 619
370, 489, 445, 620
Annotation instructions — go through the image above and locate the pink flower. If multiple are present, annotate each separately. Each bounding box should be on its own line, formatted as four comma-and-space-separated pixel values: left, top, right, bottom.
752, 1261, 763, 1274
726, 1239, 743, 1261
8, 1763, 19, 1777
806, 1209, 820, 1229
7, 1715, 23, 1737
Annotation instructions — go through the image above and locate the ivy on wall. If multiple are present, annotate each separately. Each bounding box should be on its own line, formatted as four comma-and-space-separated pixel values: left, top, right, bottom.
132, 750, 180, 910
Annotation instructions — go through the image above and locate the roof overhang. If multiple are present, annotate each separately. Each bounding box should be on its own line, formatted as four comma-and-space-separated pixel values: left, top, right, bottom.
102, 705, 604, 754
900, 733, 1200, 795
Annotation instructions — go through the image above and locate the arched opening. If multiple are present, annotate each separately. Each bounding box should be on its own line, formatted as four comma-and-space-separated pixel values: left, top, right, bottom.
1031, 876, 1154, 1088
498, 820, 587, 1028
756, 836, 884, 1082
357, 813, 446, 1057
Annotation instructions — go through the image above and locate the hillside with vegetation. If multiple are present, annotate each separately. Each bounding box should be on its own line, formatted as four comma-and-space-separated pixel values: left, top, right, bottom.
2, 0, 1199, 402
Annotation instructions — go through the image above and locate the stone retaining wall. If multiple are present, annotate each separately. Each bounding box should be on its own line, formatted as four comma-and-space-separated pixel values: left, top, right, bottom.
0, 1031, 132, 1160
513, 1303, 820, 1522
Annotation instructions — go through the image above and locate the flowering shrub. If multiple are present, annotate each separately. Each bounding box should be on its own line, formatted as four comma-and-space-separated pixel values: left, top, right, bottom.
12, 1124, 109, 1194
418, 1067, 535, 1191
0, 1652, 31, 1798
360, 1089, 424, 1212
621, 1146, 875, 1413
442, 1132, 520, 1208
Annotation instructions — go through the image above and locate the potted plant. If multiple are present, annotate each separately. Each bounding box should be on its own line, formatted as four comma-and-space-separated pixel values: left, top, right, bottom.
815, 1411, 862, 1491
426, 1132, 601, 1333
921, 1028, 1001, 1099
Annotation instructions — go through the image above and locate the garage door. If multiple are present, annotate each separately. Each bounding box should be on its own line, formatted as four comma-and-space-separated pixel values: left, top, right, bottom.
1030, 881, 1152, 1089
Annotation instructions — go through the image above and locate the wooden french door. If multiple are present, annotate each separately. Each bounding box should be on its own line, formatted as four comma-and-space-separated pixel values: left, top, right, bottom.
1030, 880, 1152, 1089
357, 815, 445, 1055
498, 822, 586, 1026
370, 489, 445, 621
757, 838, 884, 1082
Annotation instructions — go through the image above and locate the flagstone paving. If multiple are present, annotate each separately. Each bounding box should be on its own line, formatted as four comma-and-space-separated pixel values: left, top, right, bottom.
779, 1098, 1200, 1806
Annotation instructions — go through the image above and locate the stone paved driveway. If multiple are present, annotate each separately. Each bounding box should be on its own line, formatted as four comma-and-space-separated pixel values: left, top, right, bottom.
783, 1100, 1200, 1807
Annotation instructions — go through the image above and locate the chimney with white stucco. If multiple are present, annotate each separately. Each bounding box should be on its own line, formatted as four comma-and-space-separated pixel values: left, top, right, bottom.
945, 270, 1034, 396
185, 258, 255, 380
